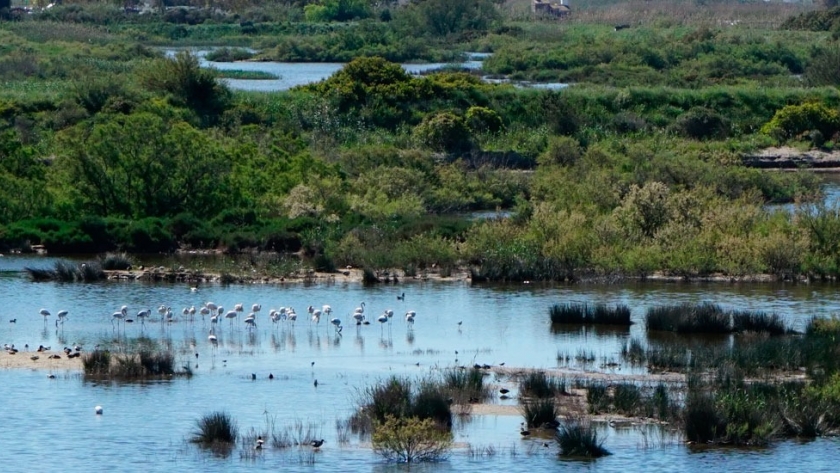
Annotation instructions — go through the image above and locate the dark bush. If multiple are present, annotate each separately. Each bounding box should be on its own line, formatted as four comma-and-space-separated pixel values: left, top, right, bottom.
671, 107, 730, 140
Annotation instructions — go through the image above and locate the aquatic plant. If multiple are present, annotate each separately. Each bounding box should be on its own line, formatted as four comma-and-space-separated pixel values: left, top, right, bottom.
353, 376, 453, 434
521, 398, 560, 428
82, 349, 182, 379
645, 302, 731, 334
549, 303, 632, 325
555, 416, 610, 458
519, 371, 566, 398
191, 411, 238, 447
732, 310, 788, 335
81, 350, 111, 375
443, 368, 490, 404
25, 260, 106, 282
99, 252, 134, 271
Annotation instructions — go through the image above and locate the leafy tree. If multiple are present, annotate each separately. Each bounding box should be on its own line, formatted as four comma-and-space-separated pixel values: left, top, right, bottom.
140, 51, 231, 127
372, 415, 453, 463
304, 0, 371, 22
55, 113, 231, 219
413, 111, 472, 153
398, 0, 500, 37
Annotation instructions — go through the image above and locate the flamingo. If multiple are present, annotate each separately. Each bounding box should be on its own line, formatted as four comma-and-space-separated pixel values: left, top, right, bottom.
208, 329, 218, 343
311, 309, 322, 326
330, 317, 343, 334
111, 307, 127, 329
322, 305, 332, 316
234, 303, 244, 314
137, 309, 150, 326
251, 304, 261, 315
39, 309, 50, 325
355, 302, 366, 315
353, 311, 365, 325
405, 311, 415, 327
56, 310, 68, 325
287, 309, 298, 326
244, 313, 257, 330
225, 310, 238, 328
205, 302, 218, 313
377, 313, 389, 334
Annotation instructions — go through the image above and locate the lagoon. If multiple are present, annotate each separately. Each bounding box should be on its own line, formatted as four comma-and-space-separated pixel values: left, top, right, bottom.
2, 255, 840, 470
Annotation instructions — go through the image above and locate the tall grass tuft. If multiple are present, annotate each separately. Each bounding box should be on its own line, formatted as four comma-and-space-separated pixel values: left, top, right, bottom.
82, 350, 111, 375
443, 368, 490, 403
25, 260, 106, 282
100, 252, 134, 271
732, 310, 788, 335
522, 398, 560, 428
645, 302, 731, 334
192, 412, 238, 446
139, 350, 175, 375
555, 416, 610, 458
520, 371, 566, 398
549, 303, 632, 325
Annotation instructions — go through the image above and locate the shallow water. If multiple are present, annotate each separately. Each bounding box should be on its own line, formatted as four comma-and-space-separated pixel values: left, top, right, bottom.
2, 255, 840, 470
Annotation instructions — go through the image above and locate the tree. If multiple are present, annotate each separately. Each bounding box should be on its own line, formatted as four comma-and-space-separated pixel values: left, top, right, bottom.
372, 415, 452, 463
140, 52, 231, 127
304, 0, 371, 22
413, 112, 472, 153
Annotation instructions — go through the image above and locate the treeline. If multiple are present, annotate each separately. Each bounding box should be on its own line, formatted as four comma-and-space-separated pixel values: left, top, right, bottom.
3, 6, 840, 280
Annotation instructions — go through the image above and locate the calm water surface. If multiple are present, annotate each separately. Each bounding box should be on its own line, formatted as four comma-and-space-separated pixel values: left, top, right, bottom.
2, 255, 840, 471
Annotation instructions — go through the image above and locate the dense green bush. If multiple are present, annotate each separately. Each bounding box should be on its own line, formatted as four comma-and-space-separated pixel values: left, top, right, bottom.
761, 102, 840, 140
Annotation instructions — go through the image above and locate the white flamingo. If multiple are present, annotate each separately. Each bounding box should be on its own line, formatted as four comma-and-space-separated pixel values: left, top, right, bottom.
56, 310, 68, 325
112, 307, 127, 329
311, 308, 322, 326
244, 313, 257, 330
234, 303, 244, 314
353, 311, 365, 325
405, 310, 415, 327
355, 302, 366, 315
330, 317, 343, 334
39, 309, 50, 325
137, 309, 151, 326
377, 313, 389, 334
322, 305, 332, 316
251, 304, 261, 315
225, 310, 238, 328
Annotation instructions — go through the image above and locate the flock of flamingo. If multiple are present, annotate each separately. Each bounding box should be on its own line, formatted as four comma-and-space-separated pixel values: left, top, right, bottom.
35, 296, 418, 344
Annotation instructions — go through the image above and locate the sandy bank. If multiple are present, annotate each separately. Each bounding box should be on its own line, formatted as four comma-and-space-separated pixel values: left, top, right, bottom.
1, 350, 82, 370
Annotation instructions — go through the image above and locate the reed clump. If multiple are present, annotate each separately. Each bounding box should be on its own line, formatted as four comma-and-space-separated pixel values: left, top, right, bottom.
521, 398, 560, 428
645, 302, 731, 334
191, 411, 238, 449
442, 368, 491, 404
25, 260, 106, 282
351, 376, 453, 435
549, 303, 632, 325
519, 371, 567, 398
82, 349, 183, 379
555, 416, 610, 458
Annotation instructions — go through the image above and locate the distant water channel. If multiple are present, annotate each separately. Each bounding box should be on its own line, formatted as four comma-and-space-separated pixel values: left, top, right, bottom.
2, 254, 840, 470
163, 49, 568, 91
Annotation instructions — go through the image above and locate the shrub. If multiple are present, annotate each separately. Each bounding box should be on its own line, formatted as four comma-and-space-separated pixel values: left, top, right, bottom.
443, 368, 489, 404
555, 416, 610, 458
192, 412, 238, 446
465, 106, 503, 134
549, 303, 632, 325
413, 111, 472, 153
671, 107, 729, 140
372, 415, 452, 463
760, 102, 840, 141
82, 350, 111, 375
732, 310, 788, 335
100, 252, 133, 271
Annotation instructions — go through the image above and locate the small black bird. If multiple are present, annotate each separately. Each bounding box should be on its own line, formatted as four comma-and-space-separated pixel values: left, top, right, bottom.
397, 292, 405, 301
251, 373, 256, 380
269, 373, 274, 380
311, 439, 325, 448
314, 379, 318, 387
8, 319, 15, 323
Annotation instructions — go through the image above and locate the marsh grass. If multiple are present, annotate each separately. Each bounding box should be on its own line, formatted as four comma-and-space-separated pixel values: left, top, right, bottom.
520, 371, 567, 398
25, 260, 106, 282
555, 416, 610, 458
352, 376, 454, 435
100, 252, 134, 270
192, 412, 238, 448
521, 398, 560, 428
443, 368, 491, 404
82, 349, 183, 379
549, 303, 632, 325
732, 310, 789, 335
645, 302, 731, 334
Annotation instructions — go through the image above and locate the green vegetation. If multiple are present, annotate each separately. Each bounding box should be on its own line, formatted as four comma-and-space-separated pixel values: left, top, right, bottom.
521, 398, 560, 428
555, 416, 610, 458
1, 0, 840, 283
519, 371, 567, 398
82, 348, 181, 379
549, 303, 632, 325
191, 412, 239, 449
372, 415, 453, 463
